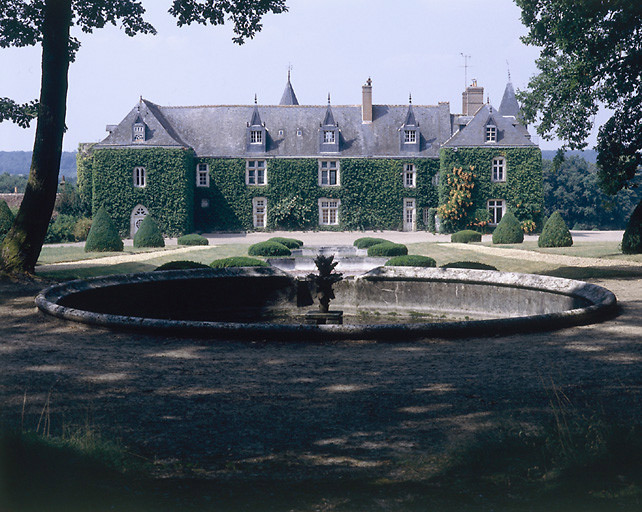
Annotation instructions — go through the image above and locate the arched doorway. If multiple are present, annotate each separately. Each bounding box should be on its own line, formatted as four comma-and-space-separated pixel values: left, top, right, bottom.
130, 205, 148, 237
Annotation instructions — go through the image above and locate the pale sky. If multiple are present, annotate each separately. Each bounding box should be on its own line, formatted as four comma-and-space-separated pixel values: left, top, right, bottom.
0, 0, 601, 152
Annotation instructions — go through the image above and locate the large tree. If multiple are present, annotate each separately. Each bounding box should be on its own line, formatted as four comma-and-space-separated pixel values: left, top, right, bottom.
0, 0, 287, 274
516, 0, 641, 233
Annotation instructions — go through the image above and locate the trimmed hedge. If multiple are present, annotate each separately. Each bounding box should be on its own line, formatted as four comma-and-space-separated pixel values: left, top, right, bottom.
367, 242, 408, 257
538, 211, 573, 248
441, 261, 498, 271
354, 237, 390, 249
492, 212, 524, 244
155, 260, 211, 271
210, 256, 269, 268
248, 241, 291, 257
133, 216, 165, 248
268, 237, 303, 249
622, 200, 642, 254
451, 230, 482, 243
85, 206, 123, 252
385, 255, 436, 267
0, 199, 14, 242
177, 233, 209, 246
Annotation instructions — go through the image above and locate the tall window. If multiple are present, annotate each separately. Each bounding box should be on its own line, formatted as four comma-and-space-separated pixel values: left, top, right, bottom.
253, 197, 267, 228
404, 130, 417, 143
250, 130, 262, 144
487, 199, 505, 225
492, 157, 506, 182
319, 198, 340, 225
246, 160, 267, 185
196, 163, 209, 187
323, 130, 335, 143
133, 166, 146, 188
486, 124, 497, 142
403, 163, 416, 188
319, 160, 339, 186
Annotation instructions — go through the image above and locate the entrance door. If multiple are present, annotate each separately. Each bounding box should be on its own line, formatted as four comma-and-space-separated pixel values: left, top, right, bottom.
130, 205, 148, 237
403, 198, 416, 231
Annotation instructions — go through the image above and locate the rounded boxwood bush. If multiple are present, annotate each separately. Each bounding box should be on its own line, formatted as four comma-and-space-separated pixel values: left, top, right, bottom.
177, 233, 209, 246
0, 199, 14, 242
133, 216, 165, 248
155, 260, 211, 271
84, 206, 123, 252
492, 212, 524, 244
621, 201, 642, 254
268, 237, 303, 249
441, 261, 498, 271
210, 256, 269, 268
354, 237, 389, 249
538, 211, 573, 248
385, 255, 436, 267
367, 242, 408, 257
248, 241, 291, 257
451, 230, 482, 243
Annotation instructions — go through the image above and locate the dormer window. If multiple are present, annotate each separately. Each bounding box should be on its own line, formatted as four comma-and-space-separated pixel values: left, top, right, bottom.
400, 101, 420, 152
132, 122, 146, 142
404, 130, 417, 144
323, 130, 335, 144
319, 100, 340, 153
250, 130, 262, 144
246, 100, 267, 153
486, 124, 497, 143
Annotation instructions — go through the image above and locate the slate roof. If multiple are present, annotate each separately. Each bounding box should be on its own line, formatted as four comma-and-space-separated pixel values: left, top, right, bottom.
279, 75, 299, 106
498, 81, 520, 118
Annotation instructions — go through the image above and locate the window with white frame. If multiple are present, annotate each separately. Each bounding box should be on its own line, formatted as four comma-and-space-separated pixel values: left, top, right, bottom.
492, 157, 506, 182
319, 198, 340, 225
319, 160, 339, 186
487, 199, 505, 225
404, 129, 417, 143
246, 160, 267, 185
253, 197, 267, 228
323, 130, 335, 143
403, 163, 416, 188
133, 124, 145, 142
250, 130, 262, 144
133, 166, 146, 188
485, 124, 497, 142
196, 163, 210, 187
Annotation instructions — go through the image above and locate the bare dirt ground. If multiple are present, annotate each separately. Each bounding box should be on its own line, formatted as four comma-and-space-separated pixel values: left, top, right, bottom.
1, 267, 640, 485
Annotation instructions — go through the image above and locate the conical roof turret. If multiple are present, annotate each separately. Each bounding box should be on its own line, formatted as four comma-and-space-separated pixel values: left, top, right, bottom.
279, 69, 299, 105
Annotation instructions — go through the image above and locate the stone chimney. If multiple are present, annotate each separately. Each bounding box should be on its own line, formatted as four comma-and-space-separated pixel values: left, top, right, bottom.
462, 79, 484, 115
362, 77, 373, 123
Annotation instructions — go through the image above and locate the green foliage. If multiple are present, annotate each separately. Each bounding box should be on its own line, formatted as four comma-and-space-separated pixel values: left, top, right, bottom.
90, 148, 194, 236
73, 218, 92, 242
354, 237, 390, 249
210, 256, 269, 268
543, 156, 640, 230
84, 206, 123, 252
271, 195, 314, 229
451, 230, 482, 243
155, 260, 211, 271
439, 147, 543, 232
441, 261, 498, 271
492, 212, 524, 244
177, 233, 209, 246
0, 199, 14, 242
622, 201, 642, 254
385, 255, 436, 267
425, 207, 438, 233
268, 237, 303, 249
44, 214, 78, 244
367, 242, 408, 257
0, 172, 27, 193
248, 241, 291, 257
133, 216, 165, 248
539, 211, 573, 248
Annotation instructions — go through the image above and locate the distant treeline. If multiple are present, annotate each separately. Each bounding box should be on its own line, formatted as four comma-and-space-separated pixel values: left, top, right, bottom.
541, 149, 597, 163
0, 151, 77, 177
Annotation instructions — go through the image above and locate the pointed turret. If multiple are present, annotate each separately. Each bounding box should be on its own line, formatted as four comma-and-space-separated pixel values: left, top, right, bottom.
403, 94, 417, 126
322, 95, 336, 126
249, 94, 262, 126
498, 81, 520, 118
279, 69, 299, 105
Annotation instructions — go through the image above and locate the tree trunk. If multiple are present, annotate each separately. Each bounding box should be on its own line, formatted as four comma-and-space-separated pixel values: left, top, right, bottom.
0, 0, 72, 274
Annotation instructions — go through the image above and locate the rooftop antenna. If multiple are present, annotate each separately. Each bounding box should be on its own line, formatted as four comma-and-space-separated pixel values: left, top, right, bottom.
460, 53, 472, 88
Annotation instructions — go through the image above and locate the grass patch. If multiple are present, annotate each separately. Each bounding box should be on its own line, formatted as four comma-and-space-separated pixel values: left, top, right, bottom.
487, 241, 642, 262
37, 245, 177, 265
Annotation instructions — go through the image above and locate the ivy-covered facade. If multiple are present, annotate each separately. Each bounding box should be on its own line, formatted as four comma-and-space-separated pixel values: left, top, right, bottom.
78, 77, 541, 236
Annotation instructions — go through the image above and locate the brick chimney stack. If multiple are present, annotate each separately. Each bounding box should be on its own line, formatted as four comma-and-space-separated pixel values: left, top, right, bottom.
362, 77, 373, 123
462, 79, 484, 115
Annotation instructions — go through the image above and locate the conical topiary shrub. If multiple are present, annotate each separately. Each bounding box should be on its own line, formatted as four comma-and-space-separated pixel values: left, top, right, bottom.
622, 201, 642, 254
492, 212, 524, 244
538, 211, 573, 247
0, 199, 14, 242
84, 206, 123, 252
133, 215, 165, 248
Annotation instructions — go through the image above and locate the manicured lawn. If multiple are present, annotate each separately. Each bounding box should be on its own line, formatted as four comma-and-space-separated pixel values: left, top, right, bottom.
486, 241, 642, 262
37, 245, 177, 264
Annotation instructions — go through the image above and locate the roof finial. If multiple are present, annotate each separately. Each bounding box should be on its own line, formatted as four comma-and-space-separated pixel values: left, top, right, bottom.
254, 94, 258, 105
288, 63, 292, 82
328, 93, 331, 105
506, 60, 512, 83
409, 92, 412, 104
487, 95, 490, 104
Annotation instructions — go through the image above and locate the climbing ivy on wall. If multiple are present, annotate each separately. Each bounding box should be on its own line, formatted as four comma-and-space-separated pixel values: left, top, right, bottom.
438, 147, 543, 232
76, 143, 94, 213
194, 157, 439, 232
90, 148, 194, 236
